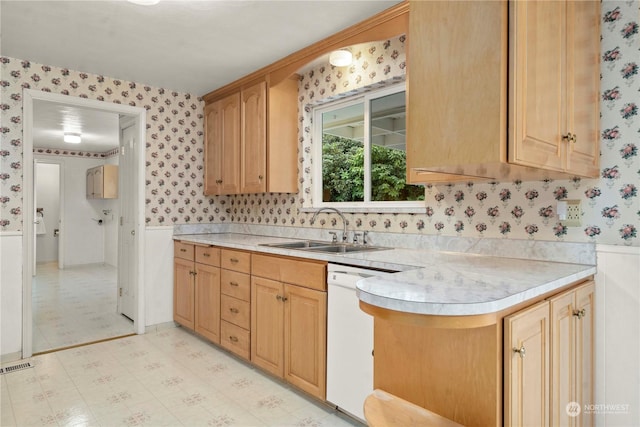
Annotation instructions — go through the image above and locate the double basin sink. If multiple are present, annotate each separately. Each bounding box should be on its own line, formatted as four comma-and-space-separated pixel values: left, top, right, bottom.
260, 239, 390, 254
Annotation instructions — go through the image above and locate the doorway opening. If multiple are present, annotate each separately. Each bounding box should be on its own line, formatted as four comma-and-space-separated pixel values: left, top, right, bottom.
23, 90, 146, 358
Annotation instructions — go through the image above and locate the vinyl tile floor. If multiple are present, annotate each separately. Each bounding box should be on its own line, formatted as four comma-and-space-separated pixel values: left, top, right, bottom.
32, 262, 135, 354
1, 327, 361, 427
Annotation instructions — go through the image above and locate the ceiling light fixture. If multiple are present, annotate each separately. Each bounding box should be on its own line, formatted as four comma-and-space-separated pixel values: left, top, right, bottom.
127, 0, 160, 5
63, 132, 81, 144
329, 49, 353, 67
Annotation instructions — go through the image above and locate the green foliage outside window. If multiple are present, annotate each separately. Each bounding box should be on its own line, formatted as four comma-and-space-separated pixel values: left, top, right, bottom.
322, 135, 424, 202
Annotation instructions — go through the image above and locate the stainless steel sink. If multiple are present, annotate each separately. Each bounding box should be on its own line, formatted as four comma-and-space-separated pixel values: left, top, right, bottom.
303, 244, 389, 254
260, 240, 390, 254
260, 240, 330, 249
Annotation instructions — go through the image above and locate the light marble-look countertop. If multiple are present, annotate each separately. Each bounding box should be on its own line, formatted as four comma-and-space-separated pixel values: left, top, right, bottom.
173, 233, 596, 316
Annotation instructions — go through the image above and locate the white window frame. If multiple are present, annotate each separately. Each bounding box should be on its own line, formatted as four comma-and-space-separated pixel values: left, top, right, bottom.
312, 82, 424, 211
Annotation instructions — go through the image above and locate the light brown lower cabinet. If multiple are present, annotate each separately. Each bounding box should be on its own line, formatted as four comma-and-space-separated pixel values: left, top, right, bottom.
362, 278, 595, 427
251, 254, 327, 400
173, 242, 221, 343
505, 280, 595, 427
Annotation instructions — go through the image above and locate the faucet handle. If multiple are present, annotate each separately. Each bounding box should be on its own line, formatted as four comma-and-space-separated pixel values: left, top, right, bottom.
363, 231, 369, 245
328, 231, 338, 243
352, 232, 363, 244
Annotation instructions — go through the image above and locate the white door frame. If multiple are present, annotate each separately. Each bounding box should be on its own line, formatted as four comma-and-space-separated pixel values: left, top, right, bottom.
22, 89, 147, 358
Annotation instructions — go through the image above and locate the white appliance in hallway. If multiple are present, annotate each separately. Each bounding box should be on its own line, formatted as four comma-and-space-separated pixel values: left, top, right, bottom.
326, 263, 392, 423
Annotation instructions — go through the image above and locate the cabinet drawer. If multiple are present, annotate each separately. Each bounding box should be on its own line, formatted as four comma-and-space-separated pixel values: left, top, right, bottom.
221, 269, 251, 301
221, 249, 251, 273
221, 320, 250, 360
221, 295, 250, 329
252, 253, 327, 291
195, 246, 220, 267
174, 241, 194, 261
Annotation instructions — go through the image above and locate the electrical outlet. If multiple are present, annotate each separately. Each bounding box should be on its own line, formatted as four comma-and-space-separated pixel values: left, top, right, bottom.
561, 199, 582, 227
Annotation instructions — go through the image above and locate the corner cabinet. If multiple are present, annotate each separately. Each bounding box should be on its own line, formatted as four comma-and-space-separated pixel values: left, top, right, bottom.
362, 278, 595, 427
406, 0, 600, 183
173, 241, 221, 343
204, 77, 298, 196
505, 281, 594, 427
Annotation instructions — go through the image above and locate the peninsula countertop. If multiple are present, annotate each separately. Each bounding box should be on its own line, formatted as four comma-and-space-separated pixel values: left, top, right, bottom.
173, 233, 596, 316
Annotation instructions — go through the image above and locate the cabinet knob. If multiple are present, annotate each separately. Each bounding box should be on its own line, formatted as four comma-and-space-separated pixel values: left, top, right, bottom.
563, 132, 577, 144
230, 258, 239, 263
258, 175, 263, 181
513, 345, 526, 359
203, 253, 210, 257
573, 308, 586, 319
276, 295, 282, 301
229, 307, 239, 314
216, 179, 223, 184
180, 248, 187, 252
282, 296, 288, 302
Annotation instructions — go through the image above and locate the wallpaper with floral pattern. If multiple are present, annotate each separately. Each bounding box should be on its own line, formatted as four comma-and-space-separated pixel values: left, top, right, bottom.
1, 0, 638, 246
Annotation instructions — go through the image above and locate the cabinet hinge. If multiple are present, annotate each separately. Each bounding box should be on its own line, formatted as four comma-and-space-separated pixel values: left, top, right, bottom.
119, 288, 122, 297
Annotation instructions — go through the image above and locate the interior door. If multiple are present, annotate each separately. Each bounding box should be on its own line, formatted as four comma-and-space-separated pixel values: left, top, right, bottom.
32, 160, 38, 275
118, 123, 137, 320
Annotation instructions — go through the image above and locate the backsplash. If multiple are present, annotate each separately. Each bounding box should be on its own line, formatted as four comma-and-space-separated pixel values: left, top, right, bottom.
1, 0, 638, 246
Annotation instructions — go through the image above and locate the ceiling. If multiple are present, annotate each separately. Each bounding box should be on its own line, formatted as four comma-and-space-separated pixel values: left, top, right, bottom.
32, 100, 121, 153
1, 0, 402, 96
4, 0, 401, 152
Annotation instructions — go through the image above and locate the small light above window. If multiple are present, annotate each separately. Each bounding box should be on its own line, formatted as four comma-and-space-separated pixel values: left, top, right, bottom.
329, 50, 353, 67
64, 132, 81, 144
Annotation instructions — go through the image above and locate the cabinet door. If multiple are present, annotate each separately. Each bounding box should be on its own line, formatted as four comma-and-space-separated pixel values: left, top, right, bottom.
174, 257, 195, 329
195, 263, 221, 344
565, 1, 600, 177
241, 81, 266, 194
86, 168, 94, 198
550, 290, 576, 426
102, 165, 118, 199
510, 0, 566, 172
575, 281, 595, 427
204, 93, 241, 195
204, 101, 222, 195
504, 301, 550, 427
251, 276, 284, 377
93, 166, 104, 198
284, 284, 327, 399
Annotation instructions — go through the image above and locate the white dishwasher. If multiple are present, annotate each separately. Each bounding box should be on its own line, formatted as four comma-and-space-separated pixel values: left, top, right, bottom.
326, 263, 392, 423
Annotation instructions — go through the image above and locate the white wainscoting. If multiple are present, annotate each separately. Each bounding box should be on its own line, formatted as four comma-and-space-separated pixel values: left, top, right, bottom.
144, 226, 174, 327
596, 244, 640, 426
0, 233, 23, 357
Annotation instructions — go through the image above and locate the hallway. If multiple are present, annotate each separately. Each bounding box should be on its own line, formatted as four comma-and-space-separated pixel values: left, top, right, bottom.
33, 263, 134, 354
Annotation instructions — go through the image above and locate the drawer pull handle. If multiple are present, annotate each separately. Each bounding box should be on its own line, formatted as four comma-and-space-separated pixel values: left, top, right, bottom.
573, 308, 586, 319
230, 258, 239, 263
229, 336, 238, 343
180, 248, 187, 252
513, 345, 526, 359
229, 308, 239, 314
229, 281, 239, 287
203, 253, 210, 257
276, 295, 288, 302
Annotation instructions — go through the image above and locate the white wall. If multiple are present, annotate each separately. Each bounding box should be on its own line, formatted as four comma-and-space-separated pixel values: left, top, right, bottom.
35, 163, 60, 263
60, 156, 108, 266
0, 233, 23, 358
596, 245, 640, 426
144, 227, 174, 326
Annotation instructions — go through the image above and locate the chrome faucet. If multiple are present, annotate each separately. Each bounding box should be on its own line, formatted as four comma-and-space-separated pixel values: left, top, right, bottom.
310, 207, 348, 243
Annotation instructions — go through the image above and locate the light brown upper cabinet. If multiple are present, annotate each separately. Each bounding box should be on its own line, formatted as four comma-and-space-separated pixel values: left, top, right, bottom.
406, 0, 600, 183
86, 165, 118, 199
204, 92, 241, 195
204, 78, 298, 196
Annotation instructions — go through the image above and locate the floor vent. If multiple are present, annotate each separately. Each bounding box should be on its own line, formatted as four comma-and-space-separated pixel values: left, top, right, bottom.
0, 362, 33, 375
